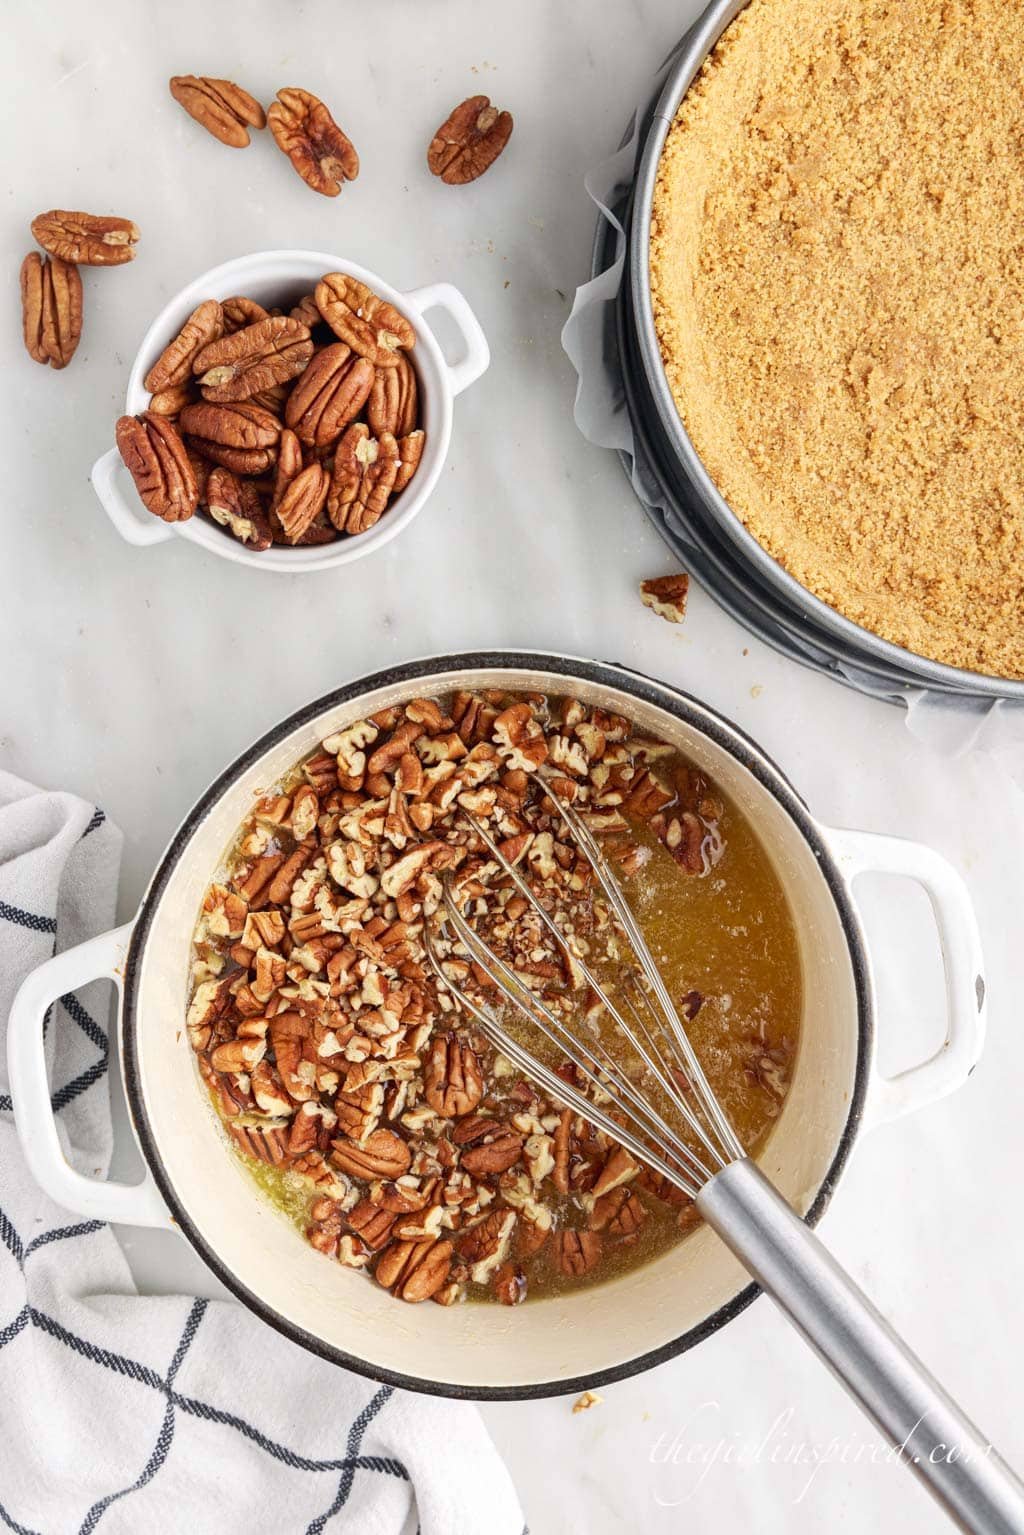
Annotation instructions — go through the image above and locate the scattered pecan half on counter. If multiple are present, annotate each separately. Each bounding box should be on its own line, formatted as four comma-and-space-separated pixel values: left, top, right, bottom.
427, 95, 513, 184
268, 88, 359, 197
169, 75, 266, 147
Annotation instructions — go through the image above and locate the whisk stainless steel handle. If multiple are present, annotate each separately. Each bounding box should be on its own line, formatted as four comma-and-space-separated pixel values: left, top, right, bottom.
699, 1159, 1024, 1535
429, 777, 1024, 1533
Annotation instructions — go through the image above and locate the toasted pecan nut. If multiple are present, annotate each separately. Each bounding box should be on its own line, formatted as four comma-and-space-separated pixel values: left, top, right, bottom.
552, 1229, 602, 1279
327, 424, 399, 535
147, 381, 194, 419
21, 252, 82, 369
427, 95, 513, 184
169, 75, 266, 147
144, 300, 224, 393
32, 209, 139, 266
330, 1127, 411, 1180
276, 461, 330, 544
194, 315, 314, 402
268, 87, 359, 197
590, 1186, 645, 1237
316, 274, 415, 367
116, 412, 199, 522
367, 353, 418, 437
228, 1121, 291, 1166
458, 1122, 523, 1178
222, 296, 269, 333
205, 466, 273, 550
394, 429, 425, 494
346, 1198, 396, 1251
270, 427, 304, 512
284, 342, 373, 447
180, 399, 281, 452
375, 1237, 453, 1303
424, 1033, 484, 1117
493, 1262, 527, 1306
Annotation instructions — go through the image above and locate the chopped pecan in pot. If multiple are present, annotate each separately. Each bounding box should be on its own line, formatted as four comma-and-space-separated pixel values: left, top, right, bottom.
115, 412, 198, 522
32, 209, 139, 266
169, 75, 266, 147
268, 88, 359, 197
553, 1229, 602, 1279
331, 1128, 411, 1180
427, 95, 514, 184
375, 1237, 453, 1303
424, 1032, 484, 1117
20, 252, 82, 370
454, 1118, 524, 1178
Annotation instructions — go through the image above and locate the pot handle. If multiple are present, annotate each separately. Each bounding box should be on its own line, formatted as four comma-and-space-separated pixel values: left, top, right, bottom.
91, 446, 176, 548
824, 826, 986, 1130
7, 922, 173, 1228
402, 283, 490, 397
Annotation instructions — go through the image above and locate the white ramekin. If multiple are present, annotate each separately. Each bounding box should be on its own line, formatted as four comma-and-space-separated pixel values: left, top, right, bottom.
90, 250, 489, 572
7, 655, 986, 1398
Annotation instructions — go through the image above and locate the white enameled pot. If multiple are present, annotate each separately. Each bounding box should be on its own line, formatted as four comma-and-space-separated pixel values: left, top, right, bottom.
7, 654, 986, 1399
89, 250, 489, 572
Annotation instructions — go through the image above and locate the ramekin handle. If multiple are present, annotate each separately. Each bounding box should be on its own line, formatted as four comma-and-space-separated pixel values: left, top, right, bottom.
91, 446, 176, 548
824, 826, 986, 1130
7, 922, 172, 1228
402, 282, 490, 397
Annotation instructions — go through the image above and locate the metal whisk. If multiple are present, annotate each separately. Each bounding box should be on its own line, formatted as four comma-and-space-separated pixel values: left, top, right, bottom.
425, 773, 1024, 1535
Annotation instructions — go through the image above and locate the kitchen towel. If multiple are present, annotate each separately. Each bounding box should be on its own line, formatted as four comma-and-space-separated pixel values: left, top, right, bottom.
0, 770, 525, 1535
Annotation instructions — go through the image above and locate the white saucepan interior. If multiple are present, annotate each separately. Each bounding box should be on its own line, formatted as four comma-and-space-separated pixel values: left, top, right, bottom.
128, 664, 865, 1392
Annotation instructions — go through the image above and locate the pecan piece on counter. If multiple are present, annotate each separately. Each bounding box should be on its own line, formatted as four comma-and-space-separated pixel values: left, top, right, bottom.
552, 1229, 603, 1279
169, 75, 266, 148
331, 1127, 411, 1180
115, 412, 199, 522
268, 87, 359, 197
453, 1117, 524, 1178
284, 343, 374, 448
205, 465, 273, 550
20, 252, 82, 369
367, 353, 418, 437
31, 209, 139, 266
194, 315, 314, 402
275, 461, 330, 544
394, 430, 425, 494
427, 95, 513, 185
180, 400, 281, 475
144, 300, 224, 394
375, 1237, 453, 1304
327, 424, 399, 535
423, 1032, 484, 1118
316, 274, 415, 367
640, 573, 690, 624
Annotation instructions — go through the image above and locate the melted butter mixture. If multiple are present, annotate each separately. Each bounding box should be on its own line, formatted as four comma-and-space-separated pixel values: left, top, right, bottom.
229, 767, 802, 1302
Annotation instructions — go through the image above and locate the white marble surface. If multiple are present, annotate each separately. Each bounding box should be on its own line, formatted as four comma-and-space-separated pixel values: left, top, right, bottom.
4, 2, 1024, 1530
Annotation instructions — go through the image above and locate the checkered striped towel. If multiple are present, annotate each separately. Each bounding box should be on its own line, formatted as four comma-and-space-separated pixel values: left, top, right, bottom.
0, 771, 525, 1535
